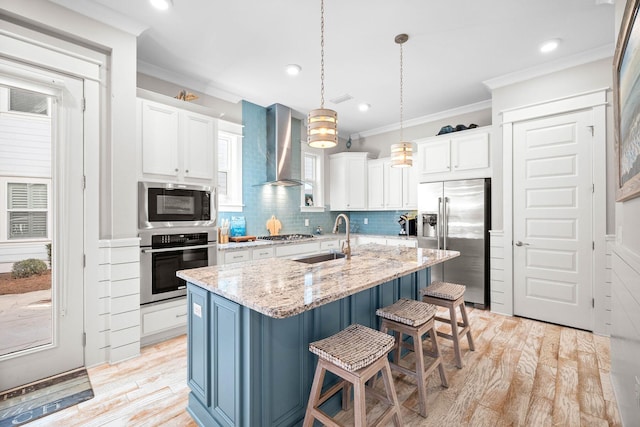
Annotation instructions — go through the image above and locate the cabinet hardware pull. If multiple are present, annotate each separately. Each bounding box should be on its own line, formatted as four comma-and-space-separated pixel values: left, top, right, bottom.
176, 313, 188, 318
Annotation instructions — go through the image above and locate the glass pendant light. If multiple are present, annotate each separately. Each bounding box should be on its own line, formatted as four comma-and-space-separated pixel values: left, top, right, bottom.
391, 33, 413, 168
307, 0, 338, 149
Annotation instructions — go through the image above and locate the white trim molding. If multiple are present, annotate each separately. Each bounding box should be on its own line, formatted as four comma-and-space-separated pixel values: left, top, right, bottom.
484, 44, 614, 91
351, 99, 492, 140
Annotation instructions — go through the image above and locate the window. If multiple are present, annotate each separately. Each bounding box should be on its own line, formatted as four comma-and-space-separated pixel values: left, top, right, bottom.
301, 147, 325, 212
7, 182, 48, 239
217, 123, 243, 211
9, 87, 49, 116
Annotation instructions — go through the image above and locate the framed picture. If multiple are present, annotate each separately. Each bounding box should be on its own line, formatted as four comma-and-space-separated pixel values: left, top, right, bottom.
614, 0, 640, 201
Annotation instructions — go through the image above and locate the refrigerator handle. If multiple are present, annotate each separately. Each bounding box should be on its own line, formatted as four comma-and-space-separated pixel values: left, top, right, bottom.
437, 197, 442, 249
443, 196, 449, 250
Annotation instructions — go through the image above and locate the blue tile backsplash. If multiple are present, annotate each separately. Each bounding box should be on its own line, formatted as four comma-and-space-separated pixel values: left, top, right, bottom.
219, 100, 415, 237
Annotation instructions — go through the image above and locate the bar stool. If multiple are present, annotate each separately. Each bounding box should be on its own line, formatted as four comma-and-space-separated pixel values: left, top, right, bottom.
376, 298, 448, 418
303, 324, 404, 427
421, 281, 475, 368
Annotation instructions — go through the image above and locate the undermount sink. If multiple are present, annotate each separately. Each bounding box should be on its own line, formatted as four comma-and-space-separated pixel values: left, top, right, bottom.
293, 252, 346, 264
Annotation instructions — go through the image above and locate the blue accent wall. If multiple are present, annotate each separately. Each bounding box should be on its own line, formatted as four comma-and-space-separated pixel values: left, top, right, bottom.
220, 101, 338, 237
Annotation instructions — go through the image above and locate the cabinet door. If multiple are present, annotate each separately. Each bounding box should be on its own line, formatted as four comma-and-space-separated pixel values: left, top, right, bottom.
346, 157, 367, 209
384, 160, 403, 209
329, 156, 348, 210
451, 132, 489, 171
419, 139, 450, 174
402, 166, 418, 209
182, 111, 215, 180
367, 161, 384, 209
141, 100, 179, 177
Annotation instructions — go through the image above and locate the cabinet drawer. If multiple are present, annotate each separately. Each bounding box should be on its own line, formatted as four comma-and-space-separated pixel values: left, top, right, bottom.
142, 304, 187, 336
225, 250, 250, 264
276, 242, 320, 258
320, 240, 340, 250
252, 247, 274, 260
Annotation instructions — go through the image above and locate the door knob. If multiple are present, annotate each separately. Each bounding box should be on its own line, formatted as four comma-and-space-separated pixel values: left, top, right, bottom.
515, 241, 530, 246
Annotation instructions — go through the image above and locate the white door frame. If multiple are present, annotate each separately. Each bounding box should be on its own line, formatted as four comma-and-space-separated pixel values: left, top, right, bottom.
0, 22, 101, 369
501, 89, 608, 332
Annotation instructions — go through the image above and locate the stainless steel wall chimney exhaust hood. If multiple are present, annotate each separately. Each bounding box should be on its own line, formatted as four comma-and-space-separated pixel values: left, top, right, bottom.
265, 103, 303, 186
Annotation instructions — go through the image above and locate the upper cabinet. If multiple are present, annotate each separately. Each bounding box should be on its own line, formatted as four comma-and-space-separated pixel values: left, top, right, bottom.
368, 158, 416, 211
137, 97, 217, 184
416, 126, 491, 182
367, 158, 403, 210
329, 152, 369, 211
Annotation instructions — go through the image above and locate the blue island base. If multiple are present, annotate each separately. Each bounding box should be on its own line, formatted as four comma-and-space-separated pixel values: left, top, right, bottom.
186, 269, 430, 427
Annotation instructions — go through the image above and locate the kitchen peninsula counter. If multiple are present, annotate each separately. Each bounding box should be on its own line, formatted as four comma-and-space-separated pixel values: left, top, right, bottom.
180, 244, 459, 427
178, 244, 458, 318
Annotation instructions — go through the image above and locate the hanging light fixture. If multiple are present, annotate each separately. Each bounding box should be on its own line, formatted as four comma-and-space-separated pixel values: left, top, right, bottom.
307, 0, 338, 149
391, 33, 413, 168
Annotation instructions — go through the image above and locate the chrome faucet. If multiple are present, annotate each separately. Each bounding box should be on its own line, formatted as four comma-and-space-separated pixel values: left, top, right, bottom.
332, 213, 351, 259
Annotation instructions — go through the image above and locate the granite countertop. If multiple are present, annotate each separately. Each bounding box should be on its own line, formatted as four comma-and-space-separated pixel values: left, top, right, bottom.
178, 244, 459, 319
217, 233, 417, 251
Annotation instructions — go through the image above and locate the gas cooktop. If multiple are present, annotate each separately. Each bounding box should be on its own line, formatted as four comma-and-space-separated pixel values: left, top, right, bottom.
256, 234, 315, 241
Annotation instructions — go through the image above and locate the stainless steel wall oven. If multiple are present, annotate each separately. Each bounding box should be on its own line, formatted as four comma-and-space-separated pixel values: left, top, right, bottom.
139, 227, 216, 305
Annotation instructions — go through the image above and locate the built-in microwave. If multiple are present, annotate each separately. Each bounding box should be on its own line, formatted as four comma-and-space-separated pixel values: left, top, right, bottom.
138, 181, 217, 229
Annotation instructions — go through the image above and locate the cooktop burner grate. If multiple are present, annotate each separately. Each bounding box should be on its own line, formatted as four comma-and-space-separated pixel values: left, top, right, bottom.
257, 234, 315, 241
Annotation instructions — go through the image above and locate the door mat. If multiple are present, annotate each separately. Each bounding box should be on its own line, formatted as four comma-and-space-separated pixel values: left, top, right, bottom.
0, 368, 94, 426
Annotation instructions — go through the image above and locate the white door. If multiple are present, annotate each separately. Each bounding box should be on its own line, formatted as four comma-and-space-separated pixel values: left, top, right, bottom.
513, 110, 593, 330
0, 61, 85, 391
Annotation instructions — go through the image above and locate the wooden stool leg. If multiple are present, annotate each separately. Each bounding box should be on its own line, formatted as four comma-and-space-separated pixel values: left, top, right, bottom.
459, 302, 475, 351
304, 362, 326, 427
428, 325, 448, 388
413, 330, 428, 417
380, 360, 404, 427
449, 304, 463, 368
353, 378, 367, 427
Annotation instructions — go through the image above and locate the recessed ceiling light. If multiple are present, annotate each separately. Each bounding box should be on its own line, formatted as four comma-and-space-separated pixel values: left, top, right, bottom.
150, 0, 172, 11
540, 39, 561, 53
286, 64, 301, 76
358, 103, 371, 112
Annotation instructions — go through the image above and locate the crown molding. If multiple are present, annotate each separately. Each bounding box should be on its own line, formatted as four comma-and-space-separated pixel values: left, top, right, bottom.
137, 60, 243, 104
49, 0, 148, 36
483, 44, 614, 91
351, 99, 492, 140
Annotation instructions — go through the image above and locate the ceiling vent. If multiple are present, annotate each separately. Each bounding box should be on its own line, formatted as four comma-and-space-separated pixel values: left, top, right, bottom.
329, 93, 353, 104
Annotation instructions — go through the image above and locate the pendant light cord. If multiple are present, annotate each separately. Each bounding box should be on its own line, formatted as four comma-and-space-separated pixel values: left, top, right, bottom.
400, 40, 404, 142
320, 0, 325, 109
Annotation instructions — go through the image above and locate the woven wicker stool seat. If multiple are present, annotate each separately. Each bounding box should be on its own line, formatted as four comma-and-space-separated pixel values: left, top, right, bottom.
421, 281, 475, 369
304, 324, 403, 427
376, 299, 448, 417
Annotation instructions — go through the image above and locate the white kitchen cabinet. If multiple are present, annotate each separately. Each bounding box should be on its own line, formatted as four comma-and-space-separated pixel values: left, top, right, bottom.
367, 159, 384, 209
329, 152, 369, 211
402, 166, 418, 209
224, 250, 250, 264
140, 298, 188, 346
368, 157, 410, 210
251, 247, 274, 260
416, 127, 491, 182
138, 98, 216, 183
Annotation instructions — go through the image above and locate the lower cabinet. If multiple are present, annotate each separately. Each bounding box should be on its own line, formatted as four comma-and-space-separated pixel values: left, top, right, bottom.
140, 297, 188, 346
186, 268, 429, 426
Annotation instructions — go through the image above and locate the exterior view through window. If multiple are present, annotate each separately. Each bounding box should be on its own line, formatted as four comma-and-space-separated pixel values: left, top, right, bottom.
0, 86, 53, 357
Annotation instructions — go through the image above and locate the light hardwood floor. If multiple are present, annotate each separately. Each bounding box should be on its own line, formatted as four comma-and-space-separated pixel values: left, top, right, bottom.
28, 308, 621, 426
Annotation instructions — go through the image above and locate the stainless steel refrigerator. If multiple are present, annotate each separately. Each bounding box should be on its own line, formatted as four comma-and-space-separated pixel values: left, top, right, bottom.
417, 178, 490, 308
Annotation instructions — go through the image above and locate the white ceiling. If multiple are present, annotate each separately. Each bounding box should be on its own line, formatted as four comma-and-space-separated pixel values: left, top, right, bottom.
52, 0, 616, 137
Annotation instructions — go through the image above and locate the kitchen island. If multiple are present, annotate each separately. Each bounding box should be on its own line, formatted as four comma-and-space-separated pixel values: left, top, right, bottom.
178, 244, 459, 427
